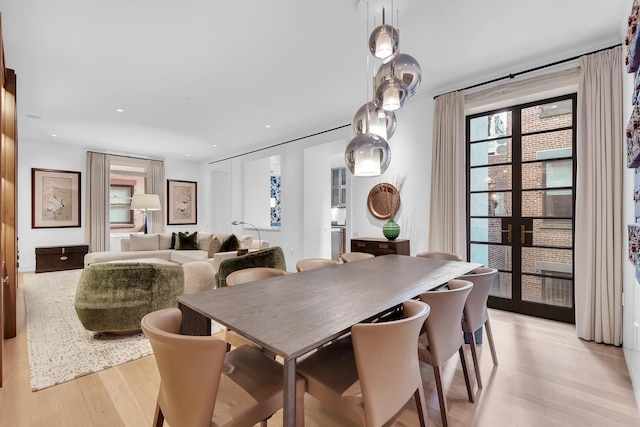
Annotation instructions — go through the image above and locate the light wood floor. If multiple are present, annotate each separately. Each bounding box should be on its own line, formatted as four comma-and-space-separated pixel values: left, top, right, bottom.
1, 273, 639, 427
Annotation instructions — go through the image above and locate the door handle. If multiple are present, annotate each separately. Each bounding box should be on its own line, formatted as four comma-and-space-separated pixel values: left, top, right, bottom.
521, 225, 534, 244
500, 224, 512, 243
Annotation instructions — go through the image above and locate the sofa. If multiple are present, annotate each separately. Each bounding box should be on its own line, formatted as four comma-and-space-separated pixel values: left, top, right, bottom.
83, 232, 269, 273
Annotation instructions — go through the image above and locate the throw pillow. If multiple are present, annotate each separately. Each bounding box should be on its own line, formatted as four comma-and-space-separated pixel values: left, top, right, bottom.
176, 231, 199, 250
170, 232, 177, 249
236, 234, 253, 249
197, 232, 213, 251
129, 233, 160, 251
208, 236, 225, 258
220, 234, 240, 252
158, 233, 173, 250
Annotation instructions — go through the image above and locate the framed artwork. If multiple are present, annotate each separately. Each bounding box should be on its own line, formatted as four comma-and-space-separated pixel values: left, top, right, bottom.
31, 168, 81, 228
167, 179, 197, 225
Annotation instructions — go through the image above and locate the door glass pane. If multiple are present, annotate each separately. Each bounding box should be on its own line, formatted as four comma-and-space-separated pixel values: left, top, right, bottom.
522, 130, 573, 161
522, 190, 573, 218
470, 218, 504, 243
531, 219, 573, 247
470, 243, 511, 272
470, 192, 512, 217
522, 160, 572, 190
491, 272, 512, 299
470, 138, 512, 166
470, 165, 512, 191
522, 247, 573, 276
469, 111, 512, 142
522, 99, 573, 134
522, 274, 573, 307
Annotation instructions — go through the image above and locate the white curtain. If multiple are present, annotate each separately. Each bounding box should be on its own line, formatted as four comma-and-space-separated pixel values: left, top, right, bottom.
575, 46, 623, 345
85, 152, 111, 252
147, 159, 165, 234
428, 91, 466, 258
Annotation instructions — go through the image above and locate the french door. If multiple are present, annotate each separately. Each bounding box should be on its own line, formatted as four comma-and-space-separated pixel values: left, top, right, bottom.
466, 94, 576, 323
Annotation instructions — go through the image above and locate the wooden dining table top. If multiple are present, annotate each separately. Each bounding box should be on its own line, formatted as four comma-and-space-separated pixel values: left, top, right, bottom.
177, 254, 481, 360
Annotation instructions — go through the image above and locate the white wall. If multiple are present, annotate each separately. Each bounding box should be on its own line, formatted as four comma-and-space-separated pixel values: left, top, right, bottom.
621, 0, 640, 407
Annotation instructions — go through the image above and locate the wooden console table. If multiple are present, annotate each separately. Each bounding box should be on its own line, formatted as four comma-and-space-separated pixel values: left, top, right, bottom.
351, 237, 410, 256
35, 244, 88, 273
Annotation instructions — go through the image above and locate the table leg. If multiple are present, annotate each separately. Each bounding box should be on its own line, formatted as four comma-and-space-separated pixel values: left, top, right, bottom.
283, 358, 297, 427
178, 302, 211, 336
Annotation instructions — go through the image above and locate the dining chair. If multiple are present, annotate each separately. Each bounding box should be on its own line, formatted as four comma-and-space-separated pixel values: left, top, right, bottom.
340, 252, 375, 263
297, 299, 431, 427
415, 251, 462, 261
225, 267, 288, 352
456, 267, 499, 388
295, 258, 339, 272
418, 279, 474, 427
141, 307, 305, 427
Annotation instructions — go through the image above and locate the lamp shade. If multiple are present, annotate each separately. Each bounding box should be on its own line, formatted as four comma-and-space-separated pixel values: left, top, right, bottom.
130, 194, 161, 211
345, 133, 391, 177
368, 24, 399, 60
375, 76, 408, 111
376, 53, 422, 98
352, 102, 397, 140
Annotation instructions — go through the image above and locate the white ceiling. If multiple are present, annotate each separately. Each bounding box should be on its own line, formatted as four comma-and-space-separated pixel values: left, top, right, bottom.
0, 0, 629, 163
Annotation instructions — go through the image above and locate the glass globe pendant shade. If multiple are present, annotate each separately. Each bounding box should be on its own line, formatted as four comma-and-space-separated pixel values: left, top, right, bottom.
345, 133, 391, 177
376, 53, 422, 98
368, 24, 399, 60
352, 102, 397, 140
375, 77, 408, 111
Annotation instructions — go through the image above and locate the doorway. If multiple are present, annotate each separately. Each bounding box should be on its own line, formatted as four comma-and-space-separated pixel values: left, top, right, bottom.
466, 94, 576, 323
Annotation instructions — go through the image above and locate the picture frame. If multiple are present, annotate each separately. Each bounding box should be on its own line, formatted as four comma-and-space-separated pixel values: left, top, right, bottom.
167, 179, 197, 225
31, 168, 81, 228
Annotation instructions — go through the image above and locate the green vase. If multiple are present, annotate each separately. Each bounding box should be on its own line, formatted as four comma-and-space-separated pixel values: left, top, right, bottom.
382, 219, 400, 240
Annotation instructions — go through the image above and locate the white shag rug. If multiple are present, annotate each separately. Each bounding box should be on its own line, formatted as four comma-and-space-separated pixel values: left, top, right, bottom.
23, 269, 225, 391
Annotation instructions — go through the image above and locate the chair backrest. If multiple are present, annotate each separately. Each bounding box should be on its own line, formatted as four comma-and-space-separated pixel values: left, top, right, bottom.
215, 246, 287, 288
295, 258, 339, 272
415, 251, 462, 261
226, 267, 287, 286
340, 252, 375, 263
141, 308, 227, 427
419, 280, 472, 366
351, 299, 430, 427
456, 268, 498, 332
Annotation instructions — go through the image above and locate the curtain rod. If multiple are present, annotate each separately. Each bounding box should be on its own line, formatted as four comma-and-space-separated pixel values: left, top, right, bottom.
433, 43, 621, 100
208, 123, 350, 164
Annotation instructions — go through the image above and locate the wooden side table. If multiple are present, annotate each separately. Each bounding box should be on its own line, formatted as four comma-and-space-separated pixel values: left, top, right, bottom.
350, 238, 410, 256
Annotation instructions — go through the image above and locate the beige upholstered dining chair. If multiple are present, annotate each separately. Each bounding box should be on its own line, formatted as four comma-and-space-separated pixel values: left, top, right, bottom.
340, 252, 375, 263
141, 308, 305, 427
225, 267, 288, 352
297, 299, 431, 427
415, 251, 462, 261
418, 280, 474, 427
295, 258, 339, 272
226, 266, 287, 286
456, 267, 499, 388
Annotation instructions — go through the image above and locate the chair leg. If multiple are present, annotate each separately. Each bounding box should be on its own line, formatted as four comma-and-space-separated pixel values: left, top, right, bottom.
260, 421, 267, 427
485, 318, 498, 367
414, 385, 429, 427
153, 403, 165, 427
295, 391, 305, 427
467, 331, 483, 389
458, 347, 474, 403
432, 366, 449, 427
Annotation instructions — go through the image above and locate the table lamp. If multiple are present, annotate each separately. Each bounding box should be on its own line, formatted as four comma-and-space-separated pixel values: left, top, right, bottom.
131, 193, 161, 234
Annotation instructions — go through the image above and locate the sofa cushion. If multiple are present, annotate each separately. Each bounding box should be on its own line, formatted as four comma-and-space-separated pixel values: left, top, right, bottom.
130, 233, 160, 251
169, 249, 209, 265
237, 234, 253, 249
197, 232, 213, 251
220, 234, 240, 252
158, 233, 173, 250
176, 231, 198, 250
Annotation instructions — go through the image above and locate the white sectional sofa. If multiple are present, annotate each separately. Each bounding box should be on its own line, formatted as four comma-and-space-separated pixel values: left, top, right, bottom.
83, 232, 269, 273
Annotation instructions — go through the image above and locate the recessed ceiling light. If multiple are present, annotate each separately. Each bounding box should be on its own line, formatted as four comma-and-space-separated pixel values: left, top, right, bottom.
265, 125, 271, 128
51, 134, 57, 137
212, 144, 217, 147
116, 108, 124, 113
185, 154, 190, 157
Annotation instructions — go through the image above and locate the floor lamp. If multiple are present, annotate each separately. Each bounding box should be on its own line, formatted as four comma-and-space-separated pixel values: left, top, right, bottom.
231, 220, 261, 246
131, 194, 161, 234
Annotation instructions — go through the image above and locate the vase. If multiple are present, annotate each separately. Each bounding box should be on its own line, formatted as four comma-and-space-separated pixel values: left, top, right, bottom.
382, 219, 400, 240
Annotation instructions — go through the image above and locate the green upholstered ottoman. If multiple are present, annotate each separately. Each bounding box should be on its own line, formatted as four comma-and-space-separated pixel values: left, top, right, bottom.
215, 247, 287, 288
74, 262, 184, 332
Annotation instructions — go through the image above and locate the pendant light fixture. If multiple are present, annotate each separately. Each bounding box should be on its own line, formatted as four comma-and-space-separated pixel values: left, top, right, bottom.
347, 0, 421, 177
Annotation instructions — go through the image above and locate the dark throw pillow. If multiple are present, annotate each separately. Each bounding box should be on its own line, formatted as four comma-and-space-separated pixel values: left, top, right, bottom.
170, 232, 177, 249
220, 234, 239, 252
176, 231, 198, 250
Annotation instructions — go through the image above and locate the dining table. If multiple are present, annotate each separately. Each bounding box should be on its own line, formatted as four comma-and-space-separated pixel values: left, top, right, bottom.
177, 254, 481, 427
